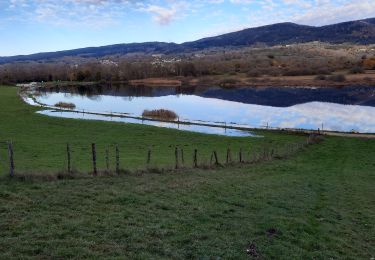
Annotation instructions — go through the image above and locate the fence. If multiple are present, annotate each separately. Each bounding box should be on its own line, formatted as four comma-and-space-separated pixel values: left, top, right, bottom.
22, 93, 330, 136
0, 141, 13, 177
0, 134, 323, 180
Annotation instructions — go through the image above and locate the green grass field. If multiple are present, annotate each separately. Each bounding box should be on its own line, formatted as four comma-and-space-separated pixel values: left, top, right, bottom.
0, 85, 374, 259
0, 86, 302, 176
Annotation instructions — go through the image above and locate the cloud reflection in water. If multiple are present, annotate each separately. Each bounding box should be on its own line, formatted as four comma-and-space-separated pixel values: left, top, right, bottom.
34, 92, 375, 133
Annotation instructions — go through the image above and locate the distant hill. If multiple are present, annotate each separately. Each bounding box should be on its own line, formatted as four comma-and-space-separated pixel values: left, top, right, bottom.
2, 18, 375, 64
182, 18, 375, 49
0, 42, 180, 64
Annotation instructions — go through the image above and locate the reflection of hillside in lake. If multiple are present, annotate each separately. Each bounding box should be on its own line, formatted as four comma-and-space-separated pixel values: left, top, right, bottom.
33, 85, 375, 134
41, 84, 375, 107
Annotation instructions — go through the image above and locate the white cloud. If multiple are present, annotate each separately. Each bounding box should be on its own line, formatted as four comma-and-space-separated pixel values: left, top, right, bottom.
3, 0, 375, 31
5, 0, 141, 27
294, 0, 375, 26
142, 5, 178, 25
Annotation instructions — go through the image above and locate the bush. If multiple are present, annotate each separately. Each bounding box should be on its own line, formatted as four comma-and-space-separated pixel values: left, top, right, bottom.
142, 109, 178, 120
349, 66, 364, 74
315, 75, 327, 81
316, 69, 332, 75
219, 78, 240, 88
55, 102, 76, 109
363, 77, 372, 82
247, 70, 261, 77
363, 57, 375, 69
0, 80, 15, 86
327, 74, 346, 82
267, 69, 281, 77
283, 69, 314, 76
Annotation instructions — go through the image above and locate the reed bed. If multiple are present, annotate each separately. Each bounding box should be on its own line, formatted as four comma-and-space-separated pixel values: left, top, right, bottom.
142, 109, 178, 120
55, 101, 76, 109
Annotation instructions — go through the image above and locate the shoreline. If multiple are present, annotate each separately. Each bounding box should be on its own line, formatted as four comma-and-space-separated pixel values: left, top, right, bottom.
19, 89, 375, 139
28, 72, 375, 90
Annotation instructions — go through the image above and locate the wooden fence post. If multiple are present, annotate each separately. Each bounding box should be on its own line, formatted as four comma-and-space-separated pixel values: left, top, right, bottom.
105, 148, 109, 171
251, 152, 257, 163
115, 144, 120, 174
263, 146, 267, 160
147, 147, 152, 165
67, 143, 71, 174
226, 148, 231, 164
213, 151, 219, 166
193, 149, 198, 168
7, 141, 14, 177
239, 148, 243, 163
180, 148, 184, 166
175, 147, 179, 169
92, 143, 97, 176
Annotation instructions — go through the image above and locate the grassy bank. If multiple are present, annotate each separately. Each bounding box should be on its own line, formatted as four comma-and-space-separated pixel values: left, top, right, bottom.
0, 86, 300, 176
0, 135, 374, 258
0, 85, 374, 258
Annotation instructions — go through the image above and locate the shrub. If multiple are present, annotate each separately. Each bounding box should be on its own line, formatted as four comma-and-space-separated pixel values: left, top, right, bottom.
55, 102, 76, 109
363, 57, 375, 69
219, 78, 240, 88
327, 74, 346, 82
267, 69, 281, 77
282, 70, 310, 76
363, 77, 372, 82
142, 109, 178, 120
315, 75, 327, 81
316, 69, 332, 75
247, 71, 261, 77
349, 66, 364, 74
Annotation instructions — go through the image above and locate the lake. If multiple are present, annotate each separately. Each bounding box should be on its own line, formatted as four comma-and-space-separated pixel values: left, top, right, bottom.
25, 85, 375, 136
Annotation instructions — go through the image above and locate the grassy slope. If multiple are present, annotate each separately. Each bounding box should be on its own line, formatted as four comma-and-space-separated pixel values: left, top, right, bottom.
0, 86, 300, 175
0, 86, 374, 258
0, 137, 374, 259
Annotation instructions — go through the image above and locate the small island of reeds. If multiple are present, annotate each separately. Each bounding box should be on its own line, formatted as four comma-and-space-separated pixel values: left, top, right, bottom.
54, 101, 76, 109
142, 109, 178, 120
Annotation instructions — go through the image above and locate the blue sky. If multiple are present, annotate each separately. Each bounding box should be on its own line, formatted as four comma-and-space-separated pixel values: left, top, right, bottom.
0, 0, 374, 56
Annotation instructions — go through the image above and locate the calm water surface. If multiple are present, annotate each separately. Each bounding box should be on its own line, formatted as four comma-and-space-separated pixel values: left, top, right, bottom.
29, 85, 375, 135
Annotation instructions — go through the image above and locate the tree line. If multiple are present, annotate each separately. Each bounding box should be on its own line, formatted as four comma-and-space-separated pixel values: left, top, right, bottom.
0, 45, 367, 84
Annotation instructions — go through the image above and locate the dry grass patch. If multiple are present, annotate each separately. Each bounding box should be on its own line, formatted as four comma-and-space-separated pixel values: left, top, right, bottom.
55, 102, 76, 109
142, 109, 178, 120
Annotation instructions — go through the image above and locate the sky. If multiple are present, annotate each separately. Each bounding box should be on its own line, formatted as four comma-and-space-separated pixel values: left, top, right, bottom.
0, 0, 375, 56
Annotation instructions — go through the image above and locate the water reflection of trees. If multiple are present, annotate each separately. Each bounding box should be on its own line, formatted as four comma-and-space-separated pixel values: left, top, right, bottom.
36, 85, 375, 107
37, 83, 202, 99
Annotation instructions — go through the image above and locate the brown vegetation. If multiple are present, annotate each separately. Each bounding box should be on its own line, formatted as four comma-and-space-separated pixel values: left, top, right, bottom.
349, 66, 365, 74
1, 43, 375, 87
219, 78, 240, 88
130, 78, 182, 87
327, 74, 346, 82
363, 57, 375, 69
55, 102, 76, 109
142, 109, 178, 120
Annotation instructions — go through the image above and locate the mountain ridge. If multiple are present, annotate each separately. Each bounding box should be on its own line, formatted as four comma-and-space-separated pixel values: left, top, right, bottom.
2, 17, 375, 64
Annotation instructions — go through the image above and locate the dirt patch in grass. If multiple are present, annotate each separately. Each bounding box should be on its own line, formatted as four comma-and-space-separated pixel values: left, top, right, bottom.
266, 228, 281, 238
246, 242, 262, 258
